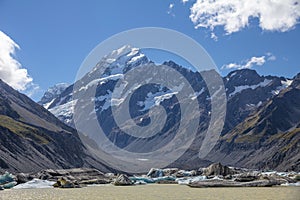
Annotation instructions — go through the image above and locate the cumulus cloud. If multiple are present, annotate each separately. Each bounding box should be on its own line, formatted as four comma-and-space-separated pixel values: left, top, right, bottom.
0, 31, 34, 91
181, 0, 189, 4
222, 53, 276, 70
189, 0, 300, 35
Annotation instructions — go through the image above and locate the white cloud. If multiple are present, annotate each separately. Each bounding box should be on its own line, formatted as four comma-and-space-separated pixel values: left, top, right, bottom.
210, 32, 218, 41
0, 31, 34, 91
222, 53, 276, 69
189, 0, 300, 35
23, 82, 41, 98
266, 52, 277, 61
168, 3, 175, 16
181, 0, 189, 4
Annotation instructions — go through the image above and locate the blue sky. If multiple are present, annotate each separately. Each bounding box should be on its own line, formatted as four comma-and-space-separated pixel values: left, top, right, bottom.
0, 0, 299, 100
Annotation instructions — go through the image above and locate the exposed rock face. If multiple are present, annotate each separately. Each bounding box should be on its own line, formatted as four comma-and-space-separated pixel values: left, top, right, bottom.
0, 79, 111, 173
113, 174, 133, 186
207, 73, 300, 171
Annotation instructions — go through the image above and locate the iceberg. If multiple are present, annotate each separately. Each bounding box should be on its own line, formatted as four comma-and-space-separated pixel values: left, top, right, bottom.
281, 182, 300, 187
130, 176, 155, 184
176, 176, 207, 185
2, 181, 17, 189
0, 172, 15, 184
153, 176, 176, 182
13, 179, 56, 189
0, 172, 17, 189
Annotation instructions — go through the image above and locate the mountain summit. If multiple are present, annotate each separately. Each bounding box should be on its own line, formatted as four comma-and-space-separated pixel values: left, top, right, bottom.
38, 83, 69, 109
39, 46, 299, 171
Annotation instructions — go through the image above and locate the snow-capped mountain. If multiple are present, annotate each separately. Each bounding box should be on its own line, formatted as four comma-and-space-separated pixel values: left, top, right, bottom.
209, 73, 300, 171
222, 69, 293, 135
38, 83, 69, 109
39, 45, 298, 171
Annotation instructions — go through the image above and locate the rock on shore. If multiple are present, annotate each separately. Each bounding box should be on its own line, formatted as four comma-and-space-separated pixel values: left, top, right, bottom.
113, 174, 133, 186
1, 163, 299, 190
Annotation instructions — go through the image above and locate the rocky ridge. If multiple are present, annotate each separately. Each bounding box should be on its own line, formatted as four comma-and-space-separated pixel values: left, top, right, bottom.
41, 45, 298, 171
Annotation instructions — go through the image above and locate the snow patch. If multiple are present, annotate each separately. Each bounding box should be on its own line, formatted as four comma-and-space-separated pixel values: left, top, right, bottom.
189, 88, 204, 100
272, 79, 293, 95
128, 54, 145, 64
43, 98, 55, 109
138, 91, 178, 111
79, 74, 124, 91
229, 79, 272, 97
49, 99, 77, 123
229, 72, 237, 78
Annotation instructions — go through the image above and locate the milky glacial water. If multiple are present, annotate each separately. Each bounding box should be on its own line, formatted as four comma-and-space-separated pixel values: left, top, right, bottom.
0, 184, 299, 200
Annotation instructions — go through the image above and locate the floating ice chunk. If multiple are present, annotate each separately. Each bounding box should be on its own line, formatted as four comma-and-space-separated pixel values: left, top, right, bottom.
281, 182, 300, 187
176, 176, 207, 185
13, 179, 56, 189
0, 172, 15, 185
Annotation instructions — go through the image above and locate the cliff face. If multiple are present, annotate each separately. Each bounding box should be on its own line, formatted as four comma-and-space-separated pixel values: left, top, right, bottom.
206, 73, 300, 171
0, 79, 110, 173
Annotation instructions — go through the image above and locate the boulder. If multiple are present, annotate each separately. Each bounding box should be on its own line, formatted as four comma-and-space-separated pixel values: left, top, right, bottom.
16, 173, 34, 184
175, 170, 197, 177
113, 174, 133, 186
147, 168, 164, 178
147, 168, 180, 178
203, 163, 234, 177
53, 177, 80, 188
162, 168, 179, 176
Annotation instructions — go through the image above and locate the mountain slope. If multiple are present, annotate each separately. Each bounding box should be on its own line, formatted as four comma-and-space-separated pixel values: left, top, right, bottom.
206, 73, 300, 171
39, 45, 298, 171
0, 79, 110, 173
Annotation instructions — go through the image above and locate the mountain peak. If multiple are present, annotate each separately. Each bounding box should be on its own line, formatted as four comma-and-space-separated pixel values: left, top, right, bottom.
92, 45, 149, 77
39, 83, 69, 109
109, 45, 136, 58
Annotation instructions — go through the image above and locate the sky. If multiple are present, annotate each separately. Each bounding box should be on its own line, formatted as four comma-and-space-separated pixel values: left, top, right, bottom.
0, 0, 300, 101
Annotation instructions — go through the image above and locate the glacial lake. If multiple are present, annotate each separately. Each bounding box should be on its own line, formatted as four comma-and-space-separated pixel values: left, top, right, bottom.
0, 184, 299, 200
